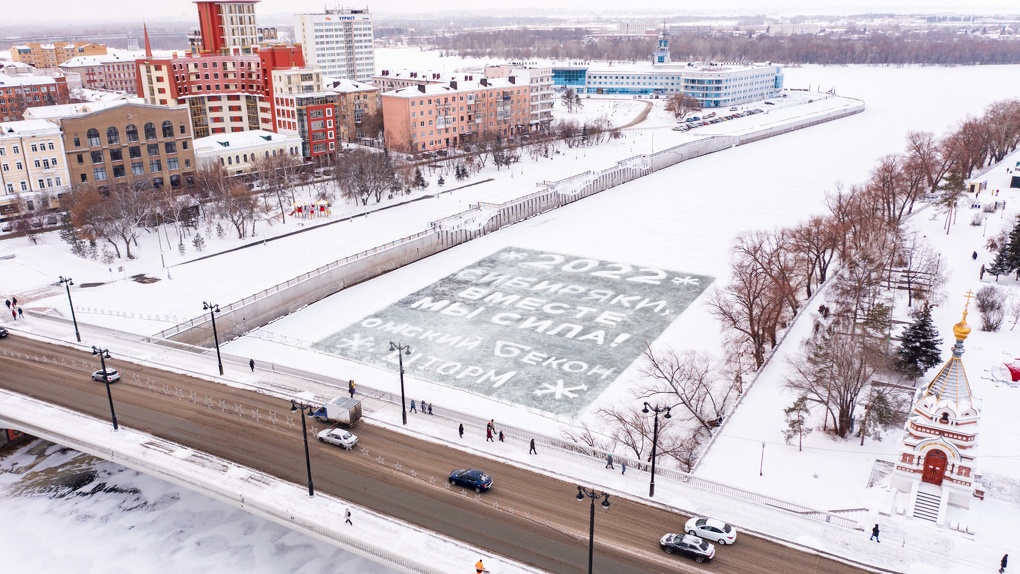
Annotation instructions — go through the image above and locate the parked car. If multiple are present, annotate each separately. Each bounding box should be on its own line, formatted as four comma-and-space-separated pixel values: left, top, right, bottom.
729, 106, 738, 111
45, 215, 59, 226
1, 221, 13, 232
449, 468, 493, 492
660, 533, 715, 563
685, 516, 737, 545
91, 369, 121, 382
0, 326, 8, 338
764, 101, 775, 105
317, 428, 359, 450
686, 116, 700, 123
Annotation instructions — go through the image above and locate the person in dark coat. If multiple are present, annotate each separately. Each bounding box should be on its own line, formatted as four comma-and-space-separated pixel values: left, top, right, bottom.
605, 453, 614, 469
972, 251, 979, 260
529, 438, 537, 455
427, 403, 433, 415
458, 423, 464, 438
1001, 554, 1008, 573
345, 508, 352, 525
17, 307, 23, 318
498, 431, 505, 442
486, 427, 494, 442
870, 524, 880, 542
249, 358, 255, 372
4, 299, 9, 309
410, 400, 417, 413
10, 296, 16, 307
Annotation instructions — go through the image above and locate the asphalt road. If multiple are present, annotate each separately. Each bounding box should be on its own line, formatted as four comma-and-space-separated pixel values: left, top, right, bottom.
0, 334, 872, 574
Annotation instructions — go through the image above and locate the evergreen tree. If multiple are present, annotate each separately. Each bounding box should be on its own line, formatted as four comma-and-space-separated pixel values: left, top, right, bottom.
1002, 217, 1020, 278
987, 247, 1013, 281
782, 395, 813, 451
413, 167, 428, 190
437, 175, 445, 187
896, 302, 943, 379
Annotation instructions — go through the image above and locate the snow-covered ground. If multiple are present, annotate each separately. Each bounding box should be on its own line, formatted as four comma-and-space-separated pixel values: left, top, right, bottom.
3, 55, 1020, 573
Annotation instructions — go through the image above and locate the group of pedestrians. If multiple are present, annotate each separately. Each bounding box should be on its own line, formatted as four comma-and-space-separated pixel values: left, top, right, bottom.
409, 399, 433, 415
4, 297, 23, 321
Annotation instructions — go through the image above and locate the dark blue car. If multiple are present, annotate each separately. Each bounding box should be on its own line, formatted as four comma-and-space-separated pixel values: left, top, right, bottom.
448, 468, 493, 492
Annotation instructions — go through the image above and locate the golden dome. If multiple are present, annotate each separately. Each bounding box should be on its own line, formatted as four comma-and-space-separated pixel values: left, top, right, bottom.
954, 309, 971, 341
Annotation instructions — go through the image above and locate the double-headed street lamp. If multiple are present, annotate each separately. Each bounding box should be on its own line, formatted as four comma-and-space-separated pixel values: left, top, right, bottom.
290, 392, 316, 497
642, 402, 671, 498
389, 341, 411, 425
59, 276, 80, 342
576, 485, 610, 574
91, 346, 118, 431
202, 301, 223, 375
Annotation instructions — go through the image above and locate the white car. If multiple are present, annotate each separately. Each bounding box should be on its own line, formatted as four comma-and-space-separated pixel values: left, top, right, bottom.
684, 516, 737, 545
91, 369, 121, 382
317, 428, 358, 450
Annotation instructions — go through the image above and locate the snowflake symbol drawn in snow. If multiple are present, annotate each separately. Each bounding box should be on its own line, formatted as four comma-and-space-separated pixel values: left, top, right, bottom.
534, 379, 589, 400
501, 250, 528, 261
672, 276, 700, 287
335, 333, 376, 352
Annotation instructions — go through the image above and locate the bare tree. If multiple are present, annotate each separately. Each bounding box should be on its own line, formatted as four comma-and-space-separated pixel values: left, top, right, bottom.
196, 164, 257, 239
334, 148, 395, 205
639, 347, 734, 434
664, 92, 701, 120
789, 215, 840, 298
251, 153, 301, 224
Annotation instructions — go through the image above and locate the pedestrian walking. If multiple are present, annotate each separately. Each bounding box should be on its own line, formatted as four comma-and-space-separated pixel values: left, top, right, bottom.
410, 400, 417, 413
622, 461, 627, 475
345, 508, 353, 525
349, 380, 356, 398
529, 438, 537, 455
10, 296, 16, 307
3, 299, 9, 309
498, 430, 505, 442
11, 309, 15, 321
458, 423, 464, 438
16, 307, 23, 318
420, 399, 426, 414
972, 250, 978, 260
486, 419, 495, 433
1001, 554, 1008, 573
870, 524, 880, 542
605, 453, 614, 469
486, 427, 494, 442
981, 264, 987, 280
249, 358, 255, 372
475, 559, 486, 574
427, 403, 433, 415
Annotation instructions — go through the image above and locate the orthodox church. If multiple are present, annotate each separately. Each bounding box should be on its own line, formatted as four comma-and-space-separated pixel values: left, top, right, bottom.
890, 293, 982, 526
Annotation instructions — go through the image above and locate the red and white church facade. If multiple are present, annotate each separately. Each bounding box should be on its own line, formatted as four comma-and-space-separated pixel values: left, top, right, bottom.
891, 296, 982, 526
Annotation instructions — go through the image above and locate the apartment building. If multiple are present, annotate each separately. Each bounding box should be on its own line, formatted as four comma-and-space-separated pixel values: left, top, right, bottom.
329, 78, 378, 143
485, 64, 554, 131
271, 68, 337, 160
59, 53, 139, 93
294, 8, 375, 82
0, 74, 71, 121
382, 76, 531, 153
0, 119, 69, 224
11, 42, 107, 69
194, 0, 260, 56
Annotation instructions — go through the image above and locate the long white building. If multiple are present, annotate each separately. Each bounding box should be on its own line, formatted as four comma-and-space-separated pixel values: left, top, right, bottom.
294, 8, 375, 83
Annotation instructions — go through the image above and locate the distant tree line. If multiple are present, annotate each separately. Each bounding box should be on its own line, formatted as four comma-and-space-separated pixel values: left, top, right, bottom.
432, 28, 1020, 65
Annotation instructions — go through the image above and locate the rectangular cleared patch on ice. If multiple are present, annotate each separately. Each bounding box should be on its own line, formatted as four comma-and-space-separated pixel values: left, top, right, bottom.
315, 247, 713, 417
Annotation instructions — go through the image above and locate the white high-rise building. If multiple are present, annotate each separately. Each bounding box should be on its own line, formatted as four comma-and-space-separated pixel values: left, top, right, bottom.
294, 8, 375, 83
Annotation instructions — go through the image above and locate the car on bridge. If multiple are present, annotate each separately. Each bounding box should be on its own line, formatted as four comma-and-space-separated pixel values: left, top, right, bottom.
684, 516, 737, 545
659, 533, 715, 563
448, 468, 493, 492
317, 428, 358, 450
91, 369, 120, 382
0, 326, 7, 338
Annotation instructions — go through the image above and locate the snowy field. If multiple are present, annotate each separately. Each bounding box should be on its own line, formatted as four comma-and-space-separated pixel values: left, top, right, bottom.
3, 54, 1020, 573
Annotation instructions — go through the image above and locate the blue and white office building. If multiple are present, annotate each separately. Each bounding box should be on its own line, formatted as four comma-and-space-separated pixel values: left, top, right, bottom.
552, 32, 784, 108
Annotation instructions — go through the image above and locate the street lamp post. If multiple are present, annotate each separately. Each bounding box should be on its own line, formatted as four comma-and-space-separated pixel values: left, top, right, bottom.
576, 485, 610, 574
642, 402, 671, 498
760, 441, 766, 476
202, 301, 223, 375
91, 346, 118, 431
389, 341, 411, 425
290, 395, 315, 497
59, 276, 80, 342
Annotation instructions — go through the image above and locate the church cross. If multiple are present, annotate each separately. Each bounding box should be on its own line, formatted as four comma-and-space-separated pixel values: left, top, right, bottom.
963, 290, 975, 311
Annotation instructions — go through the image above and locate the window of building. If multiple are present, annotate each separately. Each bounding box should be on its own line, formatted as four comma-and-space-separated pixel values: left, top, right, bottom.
113, 165, 125, 178
147, 144, 159, 157
125, 124, 138, 142
164, 141, 177, 154
76, 154, 83, 165
90, 150, 103, 164
144, 122, 157, 140
31, 144, 38, 152
93, 167, 107, 181
109, 148, 123, 162
87, 128, 101, 147
129, 146, 141, 159
106, 126, 120, 145
161, 121, 174, 138
131, 161, 144, 176
168, 157, 179, 170
149, 160, 162, 172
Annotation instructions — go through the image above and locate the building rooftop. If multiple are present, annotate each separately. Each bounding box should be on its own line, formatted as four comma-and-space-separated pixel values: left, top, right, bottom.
327, 78, 377, 93
22, 99, 143, 121
0, 119, 62, 137
0, 73, 62, 87
385, 77, 524, 98
59, 53, 139, 68
194, 130, 299, 154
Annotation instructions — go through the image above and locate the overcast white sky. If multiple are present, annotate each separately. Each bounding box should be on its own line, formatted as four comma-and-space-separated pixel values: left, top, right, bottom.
3, 0, 1019, 26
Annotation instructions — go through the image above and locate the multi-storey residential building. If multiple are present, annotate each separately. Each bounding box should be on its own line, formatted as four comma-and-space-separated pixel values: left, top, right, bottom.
371, 69, 454, 93
194, 0, 260, 55
0, 119, 69, 224
381, 76, 531, 153
194, 129, 302, 175
328, 78, 378, 143
271, 68, 337, 160
485, 64, 554, 131
48, 101, 197, 190
59, 53, 139, 93
0, 74, 71, 121
294, 8, 375, 82
10, 42, 107, 69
